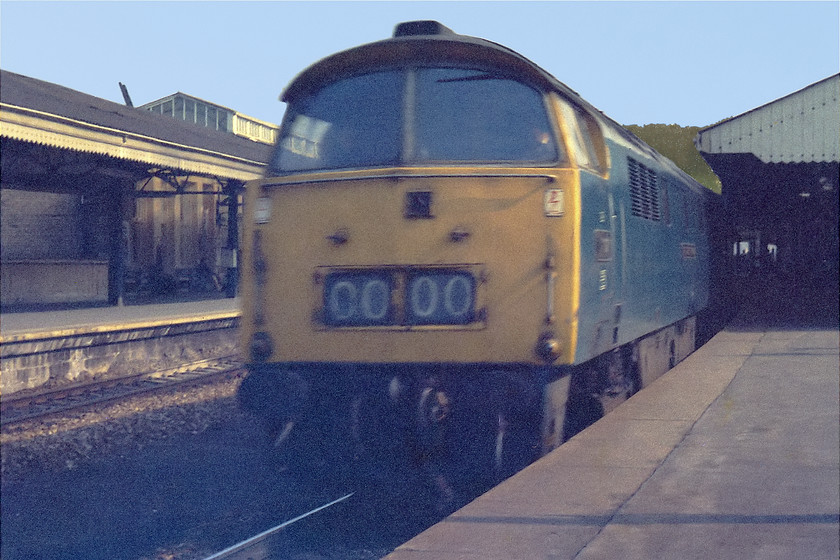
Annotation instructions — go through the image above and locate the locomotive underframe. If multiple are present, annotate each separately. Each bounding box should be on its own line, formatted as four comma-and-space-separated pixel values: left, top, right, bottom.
240, 360, 555, 494
239, 315, 696, 506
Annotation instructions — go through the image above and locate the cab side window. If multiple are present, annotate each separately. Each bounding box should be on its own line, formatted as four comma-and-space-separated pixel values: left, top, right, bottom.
556, 97, 609, 175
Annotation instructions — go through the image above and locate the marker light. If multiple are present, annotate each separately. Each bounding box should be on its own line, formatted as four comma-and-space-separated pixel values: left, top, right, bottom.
250, 331, 274, 362
535, 331, 561, 362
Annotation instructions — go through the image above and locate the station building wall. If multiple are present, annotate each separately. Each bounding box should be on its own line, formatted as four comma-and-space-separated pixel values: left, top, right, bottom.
1, 187, 112, 306
1, 189, 85, 261
1, 176, 238, 307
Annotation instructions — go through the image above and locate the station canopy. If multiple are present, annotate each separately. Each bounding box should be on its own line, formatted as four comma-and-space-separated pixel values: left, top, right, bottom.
695, 74, 839, 202
0, 69, 272, 188
695, 74, 839, 322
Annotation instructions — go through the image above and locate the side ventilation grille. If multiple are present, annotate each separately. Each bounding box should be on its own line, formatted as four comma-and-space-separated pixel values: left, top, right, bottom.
628, 158, 661, 221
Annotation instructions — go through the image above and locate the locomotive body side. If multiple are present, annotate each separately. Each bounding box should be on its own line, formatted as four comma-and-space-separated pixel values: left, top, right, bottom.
573, 120, 711, 365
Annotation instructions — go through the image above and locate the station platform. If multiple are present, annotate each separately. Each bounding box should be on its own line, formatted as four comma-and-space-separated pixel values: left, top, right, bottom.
1, 299, 241, 396
385, 325, 840, 559
0, 298, 239, 338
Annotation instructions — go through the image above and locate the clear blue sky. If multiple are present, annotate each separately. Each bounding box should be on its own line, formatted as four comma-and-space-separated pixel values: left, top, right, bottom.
1, 1, 837, 127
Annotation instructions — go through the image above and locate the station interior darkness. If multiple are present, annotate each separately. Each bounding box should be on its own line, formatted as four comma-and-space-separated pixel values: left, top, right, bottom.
705, 152, 840, 330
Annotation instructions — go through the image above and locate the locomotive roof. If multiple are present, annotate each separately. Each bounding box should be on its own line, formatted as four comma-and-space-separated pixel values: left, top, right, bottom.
280, 21, 710, 194
281, 20, 585, 104
281, 22, 646, 152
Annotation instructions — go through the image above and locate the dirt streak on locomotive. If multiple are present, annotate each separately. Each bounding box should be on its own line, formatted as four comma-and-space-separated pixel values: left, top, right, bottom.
238, 20, 715, 502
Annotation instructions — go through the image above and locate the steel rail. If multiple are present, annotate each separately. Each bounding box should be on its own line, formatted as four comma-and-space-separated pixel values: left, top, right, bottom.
202, 492, 356, 560
0, 356, 243, 426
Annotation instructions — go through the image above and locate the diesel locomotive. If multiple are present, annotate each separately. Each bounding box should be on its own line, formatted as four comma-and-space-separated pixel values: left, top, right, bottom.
238, 20, 718, 501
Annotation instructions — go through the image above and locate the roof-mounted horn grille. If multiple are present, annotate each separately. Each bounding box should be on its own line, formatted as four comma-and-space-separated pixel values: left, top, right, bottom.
393, 20, 455, 37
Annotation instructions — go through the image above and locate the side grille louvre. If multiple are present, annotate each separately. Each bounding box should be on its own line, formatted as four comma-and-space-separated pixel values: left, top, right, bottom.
628, 157, 661, 221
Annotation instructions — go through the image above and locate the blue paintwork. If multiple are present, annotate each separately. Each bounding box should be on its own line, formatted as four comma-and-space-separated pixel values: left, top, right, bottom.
572, 138, 711, 365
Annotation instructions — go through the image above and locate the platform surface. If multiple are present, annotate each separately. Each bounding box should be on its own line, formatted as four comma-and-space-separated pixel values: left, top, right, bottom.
0, 298, 240, 339
384, 326, 840, 559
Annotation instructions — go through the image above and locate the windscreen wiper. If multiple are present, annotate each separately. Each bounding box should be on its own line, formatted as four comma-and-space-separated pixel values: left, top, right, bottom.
436, 72, 507, 83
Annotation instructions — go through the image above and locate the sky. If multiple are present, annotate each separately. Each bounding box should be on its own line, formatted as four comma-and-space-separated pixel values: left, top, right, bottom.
1, 1, 838, 127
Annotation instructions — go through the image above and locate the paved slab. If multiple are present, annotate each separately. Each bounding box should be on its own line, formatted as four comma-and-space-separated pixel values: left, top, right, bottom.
384, 328, 840, 559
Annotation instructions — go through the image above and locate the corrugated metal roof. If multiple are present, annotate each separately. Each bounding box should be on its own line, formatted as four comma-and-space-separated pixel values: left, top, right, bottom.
0, 70, 274, 180
695, 74, 840, 164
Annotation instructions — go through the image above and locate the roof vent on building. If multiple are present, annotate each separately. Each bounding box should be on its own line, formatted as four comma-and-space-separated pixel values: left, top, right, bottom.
393, 20, 455, 37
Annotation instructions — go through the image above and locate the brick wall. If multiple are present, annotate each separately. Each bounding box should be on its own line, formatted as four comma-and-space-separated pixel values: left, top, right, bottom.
1, 189, 84, 261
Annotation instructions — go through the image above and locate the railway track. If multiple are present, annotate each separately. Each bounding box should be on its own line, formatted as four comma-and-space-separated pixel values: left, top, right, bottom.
202, 492, 357, 560
0, 357, 244, 427
1, 357, 449, 560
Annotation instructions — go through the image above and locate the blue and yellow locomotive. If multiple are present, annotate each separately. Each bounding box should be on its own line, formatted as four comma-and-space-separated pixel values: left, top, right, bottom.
239, 21, 717, 500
